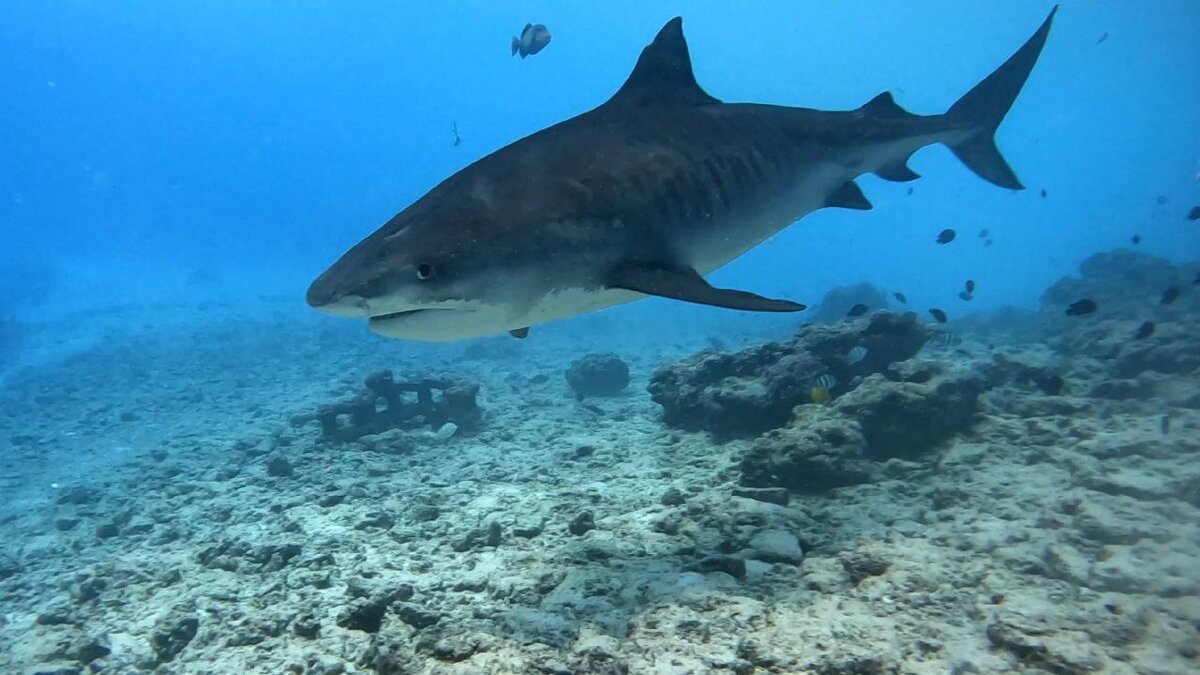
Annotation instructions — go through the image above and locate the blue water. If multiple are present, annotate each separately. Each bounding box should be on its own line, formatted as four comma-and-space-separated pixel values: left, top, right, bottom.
3, 1, 1197, 332
1, 5, 1200, 672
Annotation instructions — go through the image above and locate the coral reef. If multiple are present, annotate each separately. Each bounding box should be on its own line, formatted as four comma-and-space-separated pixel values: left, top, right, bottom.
291, 369, 481, 442
565, 353, 630, 398
648, 311, 930, 439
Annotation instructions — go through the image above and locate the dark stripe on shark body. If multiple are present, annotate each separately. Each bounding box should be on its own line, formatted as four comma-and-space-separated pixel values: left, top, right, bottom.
701, 158, 731, 210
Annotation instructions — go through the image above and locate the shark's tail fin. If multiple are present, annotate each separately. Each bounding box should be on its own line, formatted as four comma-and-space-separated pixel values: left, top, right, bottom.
511, 37, 521, 57
945, 6, 1057, 190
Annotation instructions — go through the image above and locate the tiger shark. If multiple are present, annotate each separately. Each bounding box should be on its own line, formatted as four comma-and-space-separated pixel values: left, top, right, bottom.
307, 9, 1057, 341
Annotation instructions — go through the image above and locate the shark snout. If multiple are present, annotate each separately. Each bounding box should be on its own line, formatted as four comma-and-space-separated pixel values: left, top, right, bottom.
305, 277, 372, 317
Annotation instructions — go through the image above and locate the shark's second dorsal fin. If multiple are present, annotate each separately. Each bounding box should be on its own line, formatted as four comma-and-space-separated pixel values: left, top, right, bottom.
859, 92, 912, 118
607, 17, 721, 107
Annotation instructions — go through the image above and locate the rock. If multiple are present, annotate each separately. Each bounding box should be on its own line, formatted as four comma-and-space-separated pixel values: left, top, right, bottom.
840, 550, 890, 584
568, 511, 596, 536
740, 407, 874, 492
396, 603, 440, 629
293, 613, 320, 639
748, 529, 803, 565
660, 488, 686, 506
696, 554, 747, 580
565, 354, 630, 398
266, 456, 294, 477
810, 282, 891, 323
731, 486, 789, 506
337, 597, 388, 634
512, 517, 544, 538
151, 613, 199, 664
495, 609, 579, 648
649, 311, 930, 439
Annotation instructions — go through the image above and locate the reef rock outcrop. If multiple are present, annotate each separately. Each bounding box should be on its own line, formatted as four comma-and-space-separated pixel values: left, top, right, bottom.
648, 311, 930, 440
291, 370, 481, 442
809, 282, 891, 323
740, 361, 985, 492
565, 353, 630, 398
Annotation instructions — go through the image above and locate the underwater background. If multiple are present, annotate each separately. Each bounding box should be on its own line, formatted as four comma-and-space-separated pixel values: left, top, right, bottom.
2, 1, 1199, 673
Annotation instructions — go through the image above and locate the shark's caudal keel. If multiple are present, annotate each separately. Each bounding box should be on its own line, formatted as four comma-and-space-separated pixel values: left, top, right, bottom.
307, 8, 1057, 342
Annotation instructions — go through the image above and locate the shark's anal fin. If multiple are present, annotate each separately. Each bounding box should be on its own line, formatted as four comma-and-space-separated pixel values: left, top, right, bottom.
826, 181, 873, 210
609, 263, 806, 313
509, 327, 530, 339
876, 155, 921, 182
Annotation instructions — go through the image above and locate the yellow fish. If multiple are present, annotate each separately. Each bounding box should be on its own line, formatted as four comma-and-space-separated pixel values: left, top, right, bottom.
810, 386, 832, 404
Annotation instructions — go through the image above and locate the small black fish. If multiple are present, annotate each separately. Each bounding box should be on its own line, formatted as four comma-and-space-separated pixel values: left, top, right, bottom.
1134, 321, 1155, 339
1160, 414, 1170, 435
936, 229, 956, 244
1195, 271, 1200, 285
892, 292, 907, 304
1189, 206, 1200, 221
907, 187, 914, 196
929, 308, 948, 323
965, 279, 976, 294
847, 303, 869, 318
1131, 234, 1140, 245
958, 291, 973, 301
451, 121, 461, 147
1040, 188, 1048, 198
1097, 32, 1108, 44
511, 23, 551, 59
978, 229, 989, 238
984, 239, 994, 247
1155, 195, 1168, 205
1065, 299, 1097, 316
1160, 286, 1180, 304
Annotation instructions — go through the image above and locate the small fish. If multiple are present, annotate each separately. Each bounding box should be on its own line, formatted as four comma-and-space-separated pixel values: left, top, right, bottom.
978, 229, 990, 238
984, 239, 994, 247
958, 291, 974, 301
452, 121, 462, 147
1160, 287, 1180, 304
1160, 414, 1170, 435
847, 304, 869, 318
814, 373, 838, 390
1195, 271, 1200, 285
936, 229, 956, 244
1096, 32, 1108, 45
965, 279, 976, 293
846, 346, 868, 365
929, 308, 948, 323
810, 386, 832, 405
892, 291, 907, 304
1189, 206, 1200, 221
1040, 188, 1048, 198
1131, 234, 1140, 245
1155, 195, 1168, 205
1065, 299, 1097, 316
931, 330, 962, 346
511, 23, 552, 59
906, 187, 914, 196
1134, 321, 1155, 339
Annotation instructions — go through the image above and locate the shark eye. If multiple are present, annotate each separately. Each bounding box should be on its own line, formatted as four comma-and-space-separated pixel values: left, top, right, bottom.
416, 263, 433, 280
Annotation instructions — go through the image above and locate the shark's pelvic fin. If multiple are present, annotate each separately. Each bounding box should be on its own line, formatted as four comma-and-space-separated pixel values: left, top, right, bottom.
944, 6, 1057, 190
826, 181, 873, 210
607, 17, 721, 107
609, 263, 806, 312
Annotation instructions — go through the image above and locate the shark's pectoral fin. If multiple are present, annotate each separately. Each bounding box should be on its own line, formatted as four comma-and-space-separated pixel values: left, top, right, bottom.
509, 327, 530, 339
608, 263, 806, 313
825, 181, 873, 210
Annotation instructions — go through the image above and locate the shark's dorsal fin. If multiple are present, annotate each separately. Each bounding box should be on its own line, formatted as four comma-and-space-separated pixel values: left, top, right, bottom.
607, 17, 721, 107
859, 92, 912, 118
